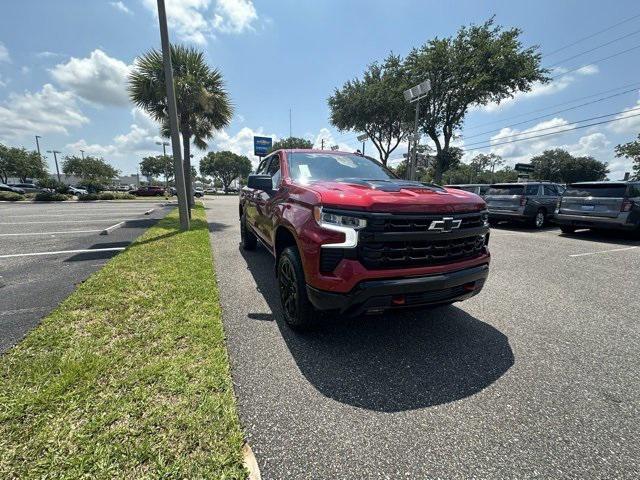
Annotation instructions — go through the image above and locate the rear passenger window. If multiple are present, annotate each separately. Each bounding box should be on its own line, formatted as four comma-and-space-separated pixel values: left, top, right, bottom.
543, 185, 558, 196
525, 185, 539, 195
628, 184, 640, 197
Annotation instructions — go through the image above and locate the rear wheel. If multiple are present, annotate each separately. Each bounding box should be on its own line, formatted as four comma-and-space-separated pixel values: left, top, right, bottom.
560, 226, 576, 234
531, 209, 546, 229
278, 246, 319, 330
240, 211, 257, 250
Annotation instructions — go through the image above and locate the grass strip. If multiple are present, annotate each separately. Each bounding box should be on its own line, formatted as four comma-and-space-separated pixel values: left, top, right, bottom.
0, 205, 247, 479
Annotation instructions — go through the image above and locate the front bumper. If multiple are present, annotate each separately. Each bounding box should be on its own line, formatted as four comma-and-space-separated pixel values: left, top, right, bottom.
306, 264, 489, 316
553, 213, 637, 231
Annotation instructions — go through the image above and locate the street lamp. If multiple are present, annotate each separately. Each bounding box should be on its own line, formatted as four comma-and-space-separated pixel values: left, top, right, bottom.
80, 149, 85, 160
46, 150, 62, 181
357, 133, 368, 156
35, 135, 42, 157
403, 79, 431, 181
156, 141, 171, 192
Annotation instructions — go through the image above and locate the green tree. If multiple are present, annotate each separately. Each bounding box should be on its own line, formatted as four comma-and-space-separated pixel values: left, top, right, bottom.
530, 149, 609, 183
268, 137, 313, 153
0, 146, 48, 183
128, 44, 232, 206
140, 155, 173, 182
329, 53, 412, 166
62, 155, 119, 184
615, 134, 640, 179
200, 151, 251, 192
405, 18, 548, 182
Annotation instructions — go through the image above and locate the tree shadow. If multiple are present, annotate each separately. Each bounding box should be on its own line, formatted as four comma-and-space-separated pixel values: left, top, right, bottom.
558, 227, 640, 246
239, 245, 514, 412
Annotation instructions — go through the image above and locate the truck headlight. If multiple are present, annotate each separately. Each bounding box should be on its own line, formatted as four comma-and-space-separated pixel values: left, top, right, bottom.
313, 206, 366, 248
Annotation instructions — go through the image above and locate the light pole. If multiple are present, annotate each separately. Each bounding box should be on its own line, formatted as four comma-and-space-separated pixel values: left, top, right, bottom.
357, 133, 368, 156
403, 79, 431, 181
80, 150, 85, 160
35, 135, 42, 158
157, 0, 189, 229
46, 150, 62, 181
156, 141, 171, 192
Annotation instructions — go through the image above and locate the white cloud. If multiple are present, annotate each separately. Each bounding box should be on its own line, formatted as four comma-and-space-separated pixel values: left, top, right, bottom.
609, 93, 640, 134
213, 0, 258, 33
0, 84, 89, 140
142, 0, 259, 43
49, 49, 132, 106
0, 42, 9, 63
213, 126, 279, 167
21, 66, 30, 75
110, 1, 132, 14
312, 127, 357, 152
37, 51, 65, 59
0, 75, 8, 88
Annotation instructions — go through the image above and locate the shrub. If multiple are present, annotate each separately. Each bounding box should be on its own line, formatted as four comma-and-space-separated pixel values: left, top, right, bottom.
78, 193, 99, 201
34, 192, 69, 202
97, 192, 115, 200
38, 178, 69, 194
0, 191, 24, 201
105, 192, 136, 200
78, 192, 137, 201
77, 179, 104, 193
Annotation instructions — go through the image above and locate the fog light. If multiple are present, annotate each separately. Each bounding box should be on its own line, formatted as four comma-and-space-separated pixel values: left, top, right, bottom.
392, 295, 405, 305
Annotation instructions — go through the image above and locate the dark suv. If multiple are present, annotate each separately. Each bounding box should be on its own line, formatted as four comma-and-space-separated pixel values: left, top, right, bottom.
554, 181, 640, 233
485, 182, 564, 228
239, 149, 490, 329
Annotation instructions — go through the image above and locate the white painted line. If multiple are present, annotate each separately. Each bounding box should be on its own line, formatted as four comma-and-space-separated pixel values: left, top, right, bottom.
0, 219, 124, 225
6, 211, 151, 218
570, 246, 638, 258
0, 230, 102, 237
0, 247, 126, 259
100, 221, 125, 235
0, 306, 50, 316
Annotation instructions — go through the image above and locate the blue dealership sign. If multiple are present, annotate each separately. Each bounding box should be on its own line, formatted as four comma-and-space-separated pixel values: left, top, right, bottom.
253, 136, 272, 156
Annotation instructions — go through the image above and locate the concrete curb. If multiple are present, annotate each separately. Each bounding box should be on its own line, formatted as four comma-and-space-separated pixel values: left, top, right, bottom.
100, 221, 125, 235
242, 443, 261, 480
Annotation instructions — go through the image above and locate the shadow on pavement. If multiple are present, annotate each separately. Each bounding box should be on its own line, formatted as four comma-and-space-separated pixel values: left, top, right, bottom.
557, 228, 640, 246
240, 245, 514, 412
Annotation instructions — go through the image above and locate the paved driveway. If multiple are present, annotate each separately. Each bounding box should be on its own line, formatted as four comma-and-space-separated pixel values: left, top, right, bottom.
0, 200, 173, 353
204, 195, 638, 479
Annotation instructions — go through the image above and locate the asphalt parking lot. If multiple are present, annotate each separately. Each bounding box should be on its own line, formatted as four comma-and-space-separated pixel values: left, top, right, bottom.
205, 195, 639, 479
0, 200, 173, 353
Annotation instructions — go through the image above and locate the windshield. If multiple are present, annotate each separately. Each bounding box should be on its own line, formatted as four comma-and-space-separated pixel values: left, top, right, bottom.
287, 153, 396, 183
487, 185, 525, 196
564, 184, 627, 198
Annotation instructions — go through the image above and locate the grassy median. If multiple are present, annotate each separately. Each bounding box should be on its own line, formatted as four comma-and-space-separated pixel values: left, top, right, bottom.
0, 205, 247, 479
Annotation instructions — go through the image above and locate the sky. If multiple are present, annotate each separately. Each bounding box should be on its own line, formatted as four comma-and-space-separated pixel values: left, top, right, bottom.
1, 0, 639, 180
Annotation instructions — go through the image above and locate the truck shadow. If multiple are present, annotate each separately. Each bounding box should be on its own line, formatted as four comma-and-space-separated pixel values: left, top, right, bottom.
240, 245, 514, 412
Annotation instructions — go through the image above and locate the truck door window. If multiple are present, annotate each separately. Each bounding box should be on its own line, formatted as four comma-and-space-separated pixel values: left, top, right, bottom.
543, 185, 557, 196
267, 155, 281, 189
525, 184, 539, 195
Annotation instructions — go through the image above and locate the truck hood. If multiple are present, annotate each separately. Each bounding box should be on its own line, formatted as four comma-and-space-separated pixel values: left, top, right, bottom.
303, 179, 486, 213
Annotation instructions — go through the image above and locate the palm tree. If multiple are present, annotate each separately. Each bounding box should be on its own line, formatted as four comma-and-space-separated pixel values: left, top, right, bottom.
128, 44, 232, 205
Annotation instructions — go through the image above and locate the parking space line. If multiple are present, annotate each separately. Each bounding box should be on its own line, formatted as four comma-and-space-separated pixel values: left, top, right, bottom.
570, 246, 638, 257
0, 219, 128, 225
0, 307, 50, 317
5, 211, 152, 218
0, 247, 126, 259
0, 230, 103, 237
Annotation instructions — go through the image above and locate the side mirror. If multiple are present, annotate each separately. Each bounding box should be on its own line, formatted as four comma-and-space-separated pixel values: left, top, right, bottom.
247, 174, 273, 191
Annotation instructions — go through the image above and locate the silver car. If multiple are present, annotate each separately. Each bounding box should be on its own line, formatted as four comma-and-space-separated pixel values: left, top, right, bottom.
485, 182, 564, 228
444, 184, 490, 197
554, 181, 640, 233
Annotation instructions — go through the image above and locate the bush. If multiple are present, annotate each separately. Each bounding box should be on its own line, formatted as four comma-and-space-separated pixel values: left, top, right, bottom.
77, 193, 99, 201
78, 192, 137, 201
0, 191, 24, 201
97, 192, 115, 200
38, 178, 69, 194
34, 192, 69, 202
77, 179, 104, 193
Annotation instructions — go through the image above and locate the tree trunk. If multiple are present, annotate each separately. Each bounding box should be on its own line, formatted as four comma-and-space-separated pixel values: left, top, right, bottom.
182, 131, 194, 209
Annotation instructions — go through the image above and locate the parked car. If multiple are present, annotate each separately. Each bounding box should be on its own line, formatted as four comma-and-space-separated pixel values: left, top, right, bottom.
225, 187, 239, 194
485, 182, 564, 228
445, 184, 490, 197
194, 188, 204, 198
130, 186, 165, 196
240, 149, 490, 329
1, 183, 25, 194
68, 186, 88, 195
7, 182, 45, 193
204, 187, 217, 194
554, 181, 640, 233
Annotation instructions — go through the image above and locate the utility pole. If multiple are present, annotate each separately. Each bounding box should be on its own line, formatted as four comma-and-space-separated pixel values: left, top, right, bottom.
157, 0, 189, 230
35, 135, 42, 157
410, 99, 421, 181
403, 80, 431, 181
321, 139, 325, 150
289, 108, 292, 139
80, 150, 85, 160
157, 141, 171, 193
46, 150, 61, 181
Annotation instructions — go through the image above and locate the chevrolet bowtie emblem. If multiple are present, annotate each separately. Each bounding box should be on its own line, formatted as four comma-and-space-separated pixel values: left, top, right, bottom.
428, 217, 462, 232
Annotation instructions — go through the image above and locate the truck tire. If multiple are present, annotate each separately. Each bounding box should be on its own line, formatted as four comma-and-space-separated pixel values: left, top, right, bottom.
278, 246, 319, 330
560, 226, 576, 234
531, 209, 546, 229
240, 211, 257, 250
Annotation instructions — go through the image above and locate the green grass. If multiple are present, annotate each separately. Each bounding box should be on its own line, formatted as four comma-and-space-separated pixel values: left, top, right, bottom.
0, 205, 247, 479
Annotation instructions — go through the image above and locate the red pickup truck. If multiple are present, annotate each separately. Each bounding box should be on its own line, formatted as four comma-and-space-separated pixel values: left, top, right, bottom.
240, 149, 490, 329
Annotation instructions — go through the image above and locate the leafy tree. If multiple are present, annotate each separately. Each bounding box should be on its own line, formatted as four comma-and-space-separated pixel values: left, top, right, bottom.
268, 137, 313, 153
405, 18, 548, 182
129, 44, 232, 205
62, 155, 119, 185
329, 53, 412, 166
615, 134, 640, 180
0, 146, 48, 183
140, 155, 173, 182
200, 151, 251, 192
530, 149, 609, 183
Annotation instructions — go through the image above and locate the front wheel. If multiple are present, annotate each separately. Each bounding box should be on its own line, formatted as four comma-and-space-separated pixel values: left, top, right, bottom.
278, 246, 319, 330
531, 209, 546, 229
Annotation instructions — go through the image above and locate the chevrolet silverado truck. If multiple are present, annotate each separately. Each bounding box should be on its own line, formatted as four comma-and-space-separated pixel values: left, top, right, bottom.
239, 149, 490, 329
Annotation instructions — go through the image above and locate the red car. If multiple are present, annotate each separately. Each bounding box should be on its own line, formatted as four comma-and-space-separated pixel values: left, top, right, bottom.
240, 149, 490, 329
130, 186, 165, 196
